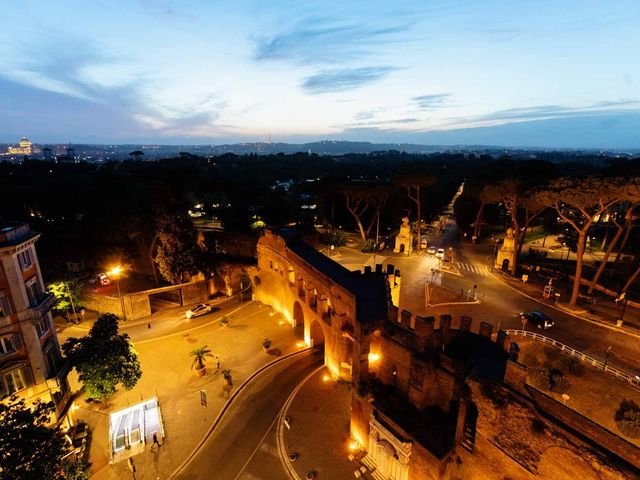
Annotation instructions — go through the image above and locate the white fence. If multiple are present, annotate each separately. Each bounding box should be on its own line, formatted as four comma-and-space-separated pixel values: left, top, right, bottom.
505, 329, 640, 390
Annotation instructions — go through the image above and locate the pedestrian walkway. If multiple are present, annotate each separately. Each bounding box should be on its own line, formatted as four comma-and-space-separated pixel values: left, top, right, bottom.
280, 367, 363, 480
63, 302, 306, 480
457, 261, 490, 276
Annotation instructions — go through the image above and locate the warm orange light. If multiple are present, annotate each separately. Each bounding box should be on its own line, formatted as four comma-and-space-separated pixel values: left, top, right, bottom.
269, 312, 274, 317
348, 439, 360, 451
322, 374, 330, 382
71, 403, 79, 412
296, 342, 305, 348
109, 265, 122, 277
278, 320, 285, 325
368, 352, 380, 363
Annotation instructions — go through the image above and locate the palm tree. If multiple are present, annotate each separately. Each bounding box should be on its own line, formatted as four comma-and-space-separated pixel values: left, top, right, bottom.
190, 346, 214, 370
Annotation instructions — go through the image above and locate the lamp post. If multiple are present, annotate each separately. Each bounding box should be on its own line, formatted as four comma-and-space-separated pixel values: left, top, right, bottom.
65, 281, 79, 323
109, 266, 125, 321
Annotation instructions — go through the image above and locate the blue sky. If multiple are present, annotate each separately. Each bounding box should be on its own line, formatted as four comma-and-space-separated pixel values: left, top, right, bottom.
1, 0, 639, 147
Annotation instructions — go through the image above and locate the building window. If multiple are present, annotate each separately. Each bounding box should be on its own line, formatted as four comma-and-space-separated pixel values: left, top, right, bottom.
0, 293, 12, 318
0, 335, 17, 355
36, 317, 50, 337
18, 248, 33, 270
25, 277, 43, 307
0, 366, 32, 397
43, 341, 61, 377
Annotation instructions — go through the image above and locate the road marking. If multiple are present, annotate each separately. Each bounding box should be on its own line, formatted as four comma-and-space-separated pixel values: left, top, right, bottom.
489, 270, 640, 340
169, 348, 314, 479
231, 409, 281, 480
457, 262, 488, 276
276, 365, 325, 480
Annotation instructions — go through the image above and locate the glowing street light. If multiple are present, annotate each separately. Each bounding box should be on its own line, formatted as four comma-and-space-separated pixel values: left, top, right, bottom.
108, 265, 125, 320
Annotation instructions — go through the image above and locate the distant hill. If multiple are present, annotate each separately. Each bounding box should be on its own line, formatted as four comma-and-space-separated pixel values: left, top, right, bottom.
3, 140, 638, 162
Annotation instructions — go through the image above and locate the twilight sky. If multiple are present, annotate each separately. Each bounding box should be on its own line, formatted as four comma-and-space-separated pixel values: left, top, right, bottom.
1, 0, 639, 147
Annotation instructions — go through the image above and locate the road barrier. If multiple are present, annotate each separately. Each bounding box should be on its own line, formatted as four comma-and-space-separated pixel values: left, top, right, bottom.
505, 329, 640, 390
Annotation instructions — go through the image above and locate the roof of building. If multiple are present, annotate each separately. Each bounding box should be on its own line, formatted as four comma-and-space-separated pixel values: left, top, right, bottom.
277, 229, 389, 324
0, 222, 39, 248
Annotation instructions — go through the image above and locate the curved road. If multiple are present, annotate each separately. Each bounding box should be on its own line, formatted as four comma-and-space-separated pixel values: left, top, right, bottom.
333, 218, 640, 372
173, 349, 323, 480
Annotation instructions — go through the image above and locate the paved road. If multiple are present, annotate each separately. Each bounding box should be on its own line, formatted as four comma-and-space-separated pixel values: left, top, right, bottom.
174, 349, 323, 480
331, 218, 640, 372
56, 296, 254, 345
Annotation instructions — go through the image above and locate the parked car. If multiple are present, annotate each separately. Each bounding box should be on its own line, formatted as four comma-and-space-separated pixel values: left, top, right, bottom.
427, 245, 437, 255
520, 311, 554, 329
435, 248, 445, 259
88, 273, 110, 286
185, 303, 212, 319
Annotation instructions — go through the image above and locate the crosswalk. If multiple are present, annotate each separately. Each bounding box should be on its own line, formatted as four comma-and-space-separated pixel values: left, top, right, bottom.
457, 261, 489, 276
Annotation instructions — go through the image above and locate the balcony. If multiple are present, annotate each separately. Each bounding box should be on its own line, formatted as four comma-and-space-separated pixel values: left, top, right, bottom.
24, 293, 57, 321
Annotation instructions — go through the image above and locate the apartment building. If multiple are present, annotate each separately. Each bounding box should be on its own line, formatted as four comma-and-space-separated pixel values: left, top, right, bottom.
0, 222, 69, 420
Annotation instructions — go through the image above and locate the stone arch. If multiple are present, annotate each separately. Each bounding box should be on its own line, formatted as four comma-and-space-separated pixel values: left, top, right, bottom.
501, 258, 510, 271
229, 268, 251, 295
309, 319, 325, 348
293, 300, 304, 328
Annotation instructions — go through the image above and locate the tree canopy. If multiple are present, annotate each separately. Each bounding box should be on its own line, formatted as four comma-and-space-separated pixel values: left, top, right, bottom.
0, 399, 68, 480
63, 313, 141, 401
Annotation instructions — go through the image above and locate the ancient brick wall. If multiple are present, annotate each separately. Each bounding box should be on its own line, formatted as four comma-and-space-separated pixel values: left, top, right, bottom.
350, 394, 375, 448
253, 230, 365, 380
526, 386, 640, 469
409, 441, 450, 480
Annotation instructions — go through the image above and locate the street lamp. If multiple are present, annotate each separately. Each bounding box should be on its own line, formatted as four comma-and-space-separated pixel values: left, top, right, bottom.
108, 266, 125, 320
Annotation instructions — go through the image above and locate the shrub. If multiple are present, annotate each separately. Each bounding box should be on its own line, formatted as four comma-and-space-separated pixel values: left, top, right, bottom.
360, 239, 375, 253
320, 229, 347, 247
559, 358, 585, 377
529, 367, 552, 390
549, 368, 568, 392
529, 367, 569, 392
615, 400, 640, 438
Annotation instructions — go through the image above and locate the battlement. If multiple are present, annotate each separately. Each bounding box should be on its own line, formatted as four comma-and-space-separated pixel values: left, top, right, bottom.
383, 308, 503, 358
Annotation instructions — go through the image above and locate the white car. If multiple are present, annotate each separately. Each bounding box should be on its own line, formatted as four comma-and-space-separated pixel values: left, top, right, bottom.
435, 248, 445, 259
185, 303, 212, 319
427, 245, 437, 255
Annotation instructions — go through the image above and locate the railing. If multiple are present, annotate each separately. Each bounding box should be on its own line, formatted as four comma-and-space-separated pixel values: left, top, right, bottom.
505, 329, 640, 390
24, 293, 57, 321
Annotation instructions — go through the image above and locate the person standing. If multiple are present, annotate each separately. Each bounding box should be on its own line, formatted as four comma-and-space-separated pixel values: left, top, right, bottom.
151, 432, 162, 450
127, 457, 136, 480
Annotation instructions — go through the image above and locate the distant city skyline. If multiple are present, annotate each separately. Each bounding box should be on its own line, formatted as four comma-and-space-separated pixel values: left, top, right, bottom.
1, 1, 639, 148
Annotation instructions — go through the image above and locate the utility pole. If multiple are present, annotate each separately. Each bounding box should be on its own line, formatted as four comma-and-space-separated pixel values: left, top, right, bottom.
65, 281, 78, 323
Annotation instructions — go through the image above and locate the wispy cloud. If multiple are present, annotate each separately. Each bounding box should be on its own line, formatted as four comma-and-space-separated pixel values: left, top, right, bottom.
413, 93, 451, 110
0, 33, 231, 138
339, 117, 419, 128
254, 16, 412, 65
302, 66, 398, 94
472, 100, 640, 123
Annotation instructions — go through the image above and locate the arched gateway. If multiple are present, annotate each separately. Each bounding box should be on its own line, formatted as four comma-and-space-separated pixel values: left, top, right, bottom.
253, 230, 392, 383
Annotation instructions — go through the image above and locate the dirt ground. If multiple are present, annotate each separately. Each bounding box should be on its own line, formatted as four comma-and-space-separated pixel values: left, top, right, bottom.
518, 341, 640, 447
